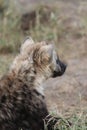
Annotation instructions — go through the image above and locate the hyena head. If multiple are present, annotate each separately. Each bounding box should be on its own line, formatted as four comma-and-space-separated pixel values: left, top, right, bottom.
10, 37, 66, 83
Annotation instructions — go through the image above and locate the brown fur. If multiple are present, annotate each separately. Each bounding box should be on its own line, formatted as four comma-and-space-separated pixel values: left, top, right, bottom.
0, 37, 66, 130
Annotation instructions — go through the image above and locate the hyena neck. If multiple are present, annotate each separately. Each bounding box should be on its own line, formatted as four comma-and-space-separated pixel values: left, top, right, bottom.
10, 67, 45, 96
34, 75, 46, 96
19, 73, 45, 95
10, 56, 46, 96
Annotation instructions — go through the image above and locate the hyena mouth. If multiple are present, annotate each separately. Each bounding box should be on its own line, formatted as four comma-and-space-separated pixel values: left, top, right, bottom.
53, 61, 67, 78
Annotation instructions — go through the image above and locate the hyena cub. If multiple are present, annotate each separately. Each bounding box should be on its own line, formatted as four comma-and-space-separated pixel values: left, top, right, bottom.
0, 37, 66, 130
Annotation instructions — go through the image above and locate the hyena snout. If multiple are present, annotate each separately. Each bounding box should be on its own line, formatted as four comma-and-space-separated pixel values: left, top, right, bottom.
53, 59, 67, 78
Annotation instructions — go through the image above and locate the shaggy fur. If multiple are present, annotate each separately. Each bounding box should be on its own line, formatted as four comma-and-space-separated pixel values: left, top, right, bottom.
0, 37, 66, 130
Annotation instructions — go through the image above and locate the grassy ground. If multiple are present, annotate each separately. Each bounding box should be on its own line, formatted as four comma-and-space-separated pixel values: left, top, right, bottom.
0, 0, 87, 129
46, 111, 87, 130
0, 54, 15, 75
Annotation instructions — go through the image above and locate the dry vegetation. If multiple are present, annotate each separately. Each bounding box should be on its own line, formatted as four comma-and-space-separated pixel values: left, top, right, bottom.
0, 0, 87, 129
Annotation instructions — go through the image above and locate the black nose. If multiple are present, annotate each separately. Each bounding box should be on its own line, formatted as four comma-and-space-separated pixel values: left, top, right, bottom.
53, 60, 67, 78
61, 62, 67, 73
58, 61, 67, 76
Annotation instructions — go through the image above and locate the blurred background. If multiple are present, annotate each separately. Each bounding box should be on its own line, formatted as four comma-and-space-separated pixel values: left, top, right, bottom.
0, 0, 87, 115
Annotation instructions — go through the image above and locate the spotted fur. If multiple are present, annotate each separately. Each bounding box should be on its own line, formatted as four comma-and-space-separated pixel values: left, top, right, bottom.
0, 37, 66, 130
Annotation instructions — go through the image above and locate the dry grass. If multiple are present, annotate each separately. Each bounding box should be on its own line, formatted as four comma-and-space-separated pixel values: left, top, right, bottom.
44, 110, 87, 130
0, 1, 87, 130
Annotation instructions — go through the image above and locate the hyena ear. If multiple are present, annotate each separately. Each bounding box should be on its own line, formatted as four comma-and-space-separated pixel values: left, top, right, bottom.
20, 37, 34, 53
42, 44, 54, 58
